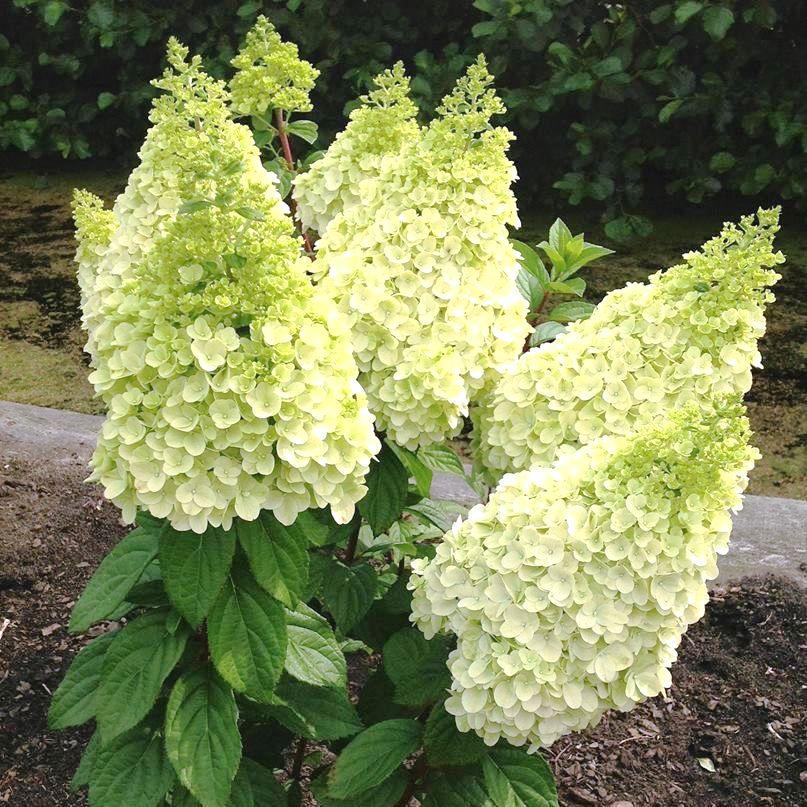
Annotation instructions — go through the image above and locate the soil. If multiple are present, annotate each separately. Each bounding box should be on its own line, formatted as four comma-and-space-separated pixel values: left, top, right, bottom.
1, 454, 805, 807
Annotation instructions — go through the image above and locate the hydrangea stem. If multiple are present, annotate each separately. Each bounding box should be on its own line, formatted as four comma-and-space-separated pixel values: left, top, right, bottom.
274, 108, 314, 255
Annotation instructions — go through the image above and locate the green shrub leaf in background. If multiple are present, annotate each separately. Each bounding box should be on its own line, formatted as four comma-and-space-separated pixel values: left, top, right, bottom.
359, 441, 409, 535
283, 602, 346, 688
320, 559, 377, 633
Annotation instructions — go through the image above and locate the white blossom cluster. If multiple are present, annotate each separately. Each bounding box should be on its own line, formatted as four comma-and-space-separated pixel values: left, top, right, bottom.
301, 58, 529, 449
410, 399, 757, 748
73, 40, 379, 532
471, 209, 783, 483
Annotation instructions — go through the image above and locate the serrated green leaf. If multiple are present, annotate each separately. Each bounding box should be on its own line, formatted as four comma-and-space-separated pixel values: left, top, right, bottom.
510, 239, 550, 286
284, 602, 346, 688
529, 321, 566, 346
286, 119, 318, 144
422, 769, 493, 807
424, 702, 487, 768
546, 278, 585, 296
263, 159, 293, 198
178, 199, 213, 215
675, 0, 703, 24
96, 609, 190, 743
48, 631, 116, 729
71, 730, 101, 791
327, 719, 423, 799
165, 667, 242, 807
547, 300, 596, 323
386, 440, 433, 497
89, 723, 175, 807
207, 561, 287, 702
359, 442, 409, 535
515, 265, 544, 310
236, 514, 308, 607
561, 243, 614, 277
383, 628, 451, 707
321, 560, 377, 633
227, 758, 287, 807
404, 499, 457, 533
311, 769, 407, 807
269, 677, 363, 740
417, 444, 466, 477
483, 747, 558, 806
159, 523, 236, 627
69, 526, 159, 634
356, 668, 407, 725
97, 91, 116, 109
43, 0, 67, 26
703, 6, 734, 39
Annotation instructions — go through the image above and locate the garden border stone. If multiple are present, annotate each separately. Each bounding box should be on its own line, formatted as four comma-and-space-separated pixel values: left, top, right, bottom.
2, 400, 804, 586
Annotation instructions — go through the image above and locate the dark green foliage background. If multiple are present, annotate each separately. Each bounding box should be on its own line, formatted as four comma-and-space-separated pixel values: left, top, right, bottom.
2, 0, 804, 218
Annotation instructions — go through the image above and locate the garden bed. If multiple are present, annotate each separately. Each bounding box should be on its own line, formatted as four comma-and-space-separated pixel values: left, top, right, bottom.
1, 449, 804, 806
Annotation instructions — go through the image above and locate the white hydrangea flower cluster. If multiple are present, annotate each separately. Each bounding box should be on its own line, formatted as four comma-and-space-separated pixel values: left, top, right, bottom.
73, 40, 379, 532
304, 58, 529, 449
410, 399, 757, 748
292, 62, 419, 236
472, 209, 783, 483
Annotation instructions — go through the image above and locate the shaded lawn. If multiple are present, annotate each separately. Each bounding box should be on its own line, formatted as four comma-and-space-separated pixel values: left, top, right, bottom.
0, 166, 803, 496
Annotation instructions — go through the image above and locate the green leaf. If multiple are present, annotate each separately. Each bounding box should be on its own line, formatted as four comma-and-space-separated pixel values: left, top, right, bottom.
356, 668, 408, 725
424, 702, 487, 768
165, 667, 242, 807
383, 628, 451, 708
263, 160, 293, 198
207, 561, 287, 702
227, 759, 287, 807
90, 722, 175, 807
321, 560, 377, 633
96, 609, 190, 743
593, 56, 622, 77
547, 301, 596, 323
658, 98, 683, 123
235, 206, 266, 222
510, 240, 549, 287
709, 151, 736, 173
284, 602, 346, 688
48, 631, 116, 729
286, 119, 318, 144
422, 769, 493, 806
43, 1, 67, 26
404, 499, 457, 533
515, 265, 544, 310
674, 1, 703, 25
417, 444, 465, 477
69, 526, 160, 634
358, 442, 409, 535
311, 770, 407, 807
97, 91, 116, 109
71, 730, 101, 790
483, 747, 558, 807
327, 719, 423, 799
546, 278, 585, 296
561, 243, 614, 277
159, 523, 236, 627
702, 6, 734, 39
237, 514, 308, 607
269, 677, 363, 740
178, 199, 213, 215
529, 321, 566, 347
302, 508, 359, 548
386, 440, 433, 498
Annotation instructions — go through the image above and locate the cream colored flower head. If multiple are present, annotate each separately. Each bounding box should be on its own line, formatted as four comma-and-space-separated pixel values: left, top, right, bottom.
472, 209, 783, 484
73, 39, 378, 533
410, 398, 757, 749
229, 15, 319, 117
305, 57, 529, 449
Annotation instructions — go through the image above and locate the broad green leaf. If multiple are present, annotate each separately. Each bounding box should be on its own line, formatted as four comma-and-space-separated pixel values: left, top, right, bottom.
237, 514, 308, 607
386, 440, 433, 497
529, 322, 566, 346
404, 499, 458, 533
207, 561, 287, 702
674, 0, 703, 24
710, 151, 736, 173
263, 159, 293, 198
268, 677, 363, 740
359, 442, 409, 535
227, 759, 287, 806
96, 609, 191, 743
703, 6, 734, 39
97, 91, 116, 109
562, 243, 614, 277
89, 723, 175, 807
127, 579, 170, 608
593, 55, 622, 77
284, 602, 346, 688
311, 769, 407, 807
424, 702, 487, 768
658, 98, 683, 124
48, 631, 116, 729
303, 507, 360, 547
547, 301, 596, 323
286, 119, 318, 143
417, 444, 466, 477
546, 278, 585, 296
356, 668, 408, 725
483, 747, 558, 807
71, 730, 101, 790
422, 770, 493, 807
383, 628, 451, 707
43, 0, 67, 26
178, 199, 213, 215
165, 667, 242, 807
510, 240, 549, 286
321, 560, 377, 633
160, 523, 236, 627
547, 217, 573, 255
327, 719, 423, 799
69, 526, 159, 633
515, 265, 544, 310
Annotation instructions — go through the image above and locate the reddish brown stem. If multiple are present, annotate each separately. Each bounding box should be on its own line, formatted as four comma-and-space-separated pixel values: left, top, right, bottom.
291, 737, 307, 781
343, 529, 360, 565
522, 291, 553, 353
274, 108, 315, 255
395, 754, 429, 807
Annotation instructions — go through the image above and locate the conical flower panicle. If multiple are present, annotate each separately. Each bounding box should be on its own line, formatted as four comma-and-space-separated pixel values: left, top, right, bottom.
73, 41, 379, 532
292, 63, 419, 236
472, 209, 783, 483
410, 398, 757, 749
309, 57, 529, 449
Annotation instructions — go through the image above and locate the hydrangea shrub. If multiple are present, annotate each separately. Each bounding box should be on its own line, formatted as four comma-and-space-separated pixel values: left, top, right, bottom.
51, 17, 782, 807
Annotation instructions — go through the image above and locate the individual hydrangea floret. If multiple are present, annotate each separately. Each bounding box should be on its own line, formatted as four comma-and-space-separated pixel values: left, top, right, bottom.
308, 57, 530, 449
410, 399, 757, 749
472, 209, 783, 484
73, 40, 378, 532
229, 15, 319, 117
292, 62, 419, 235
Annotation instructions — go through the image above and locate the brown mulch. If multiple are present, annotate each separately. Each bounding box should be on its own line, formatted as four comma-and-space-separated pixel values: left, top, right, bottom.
1, 454, 804, 807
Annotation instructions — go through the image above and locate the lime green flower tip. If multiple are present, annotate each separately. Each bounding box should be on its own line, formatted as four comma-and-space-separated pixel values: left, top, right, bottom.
411, 397, 757, 749
229, 15, 319, 117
